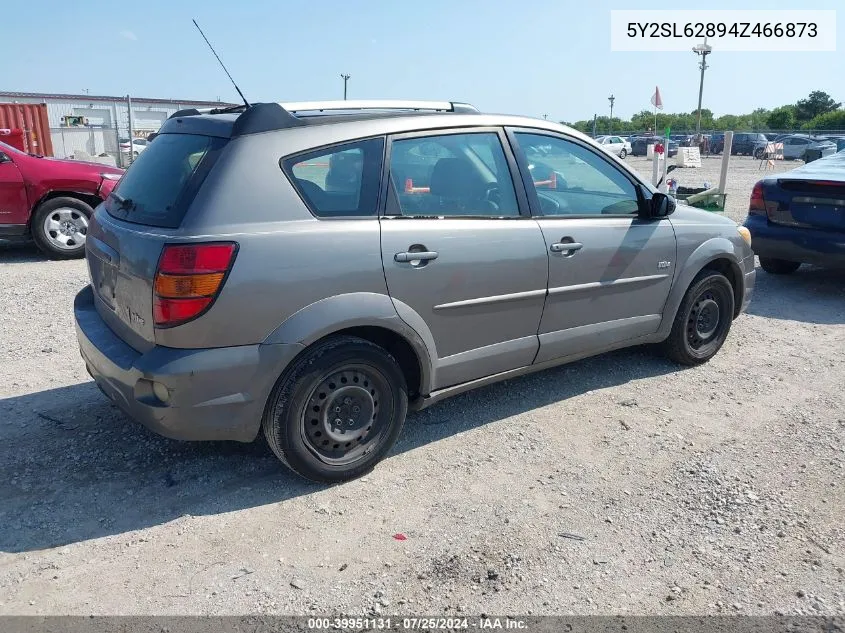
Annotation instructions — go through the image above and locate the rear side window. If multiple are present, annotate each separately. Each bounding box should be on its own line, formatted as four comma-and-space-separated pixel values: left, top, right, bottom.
283, 137, 384, 218
106, 133, 226, 228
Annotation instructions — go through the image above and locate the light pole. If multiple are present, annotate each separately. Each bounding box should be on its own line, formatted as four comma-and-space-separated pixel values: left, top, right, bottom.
608, 94, 615, 133
340, 74, 351, 100
692, 38, 712, 136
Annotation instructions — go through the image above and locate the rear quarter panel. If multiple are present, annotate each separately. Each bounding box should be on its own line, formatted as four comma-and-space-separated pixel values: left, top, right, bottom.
153, 133, 392, 350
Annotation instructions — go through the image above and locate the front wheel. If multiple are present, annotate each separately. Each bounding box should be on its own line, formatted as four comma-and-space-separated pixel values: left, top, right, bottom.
262, 336, 408, 482
661, 271, 735, 366
759, 258, 801, 275
31, 197, 94, 260
619, 148, 627, 159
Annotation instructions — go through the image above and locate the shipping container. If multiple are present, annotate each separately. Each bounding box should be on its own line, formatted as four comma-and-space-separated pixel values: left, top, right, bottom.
0, 103, 54, 156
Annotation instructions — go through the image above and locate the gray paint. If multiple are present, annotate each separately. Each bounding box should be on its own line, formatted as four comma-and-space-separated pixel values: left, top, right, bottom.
76, 110, 756, 442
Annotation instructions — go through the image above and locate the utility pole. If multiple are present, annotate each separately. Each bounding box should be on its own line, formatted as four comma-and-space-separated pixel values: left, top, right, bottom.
340, 74, 351, 100
608, 94, 615, 133
592, 114, 597, 138
127, 94, 134, 166
692, 38, 712, 137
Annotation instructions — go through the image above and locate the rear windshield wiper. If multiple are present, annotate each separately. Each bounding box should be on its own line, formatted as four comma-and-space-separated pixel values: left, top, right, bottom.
109, 191, 136, 211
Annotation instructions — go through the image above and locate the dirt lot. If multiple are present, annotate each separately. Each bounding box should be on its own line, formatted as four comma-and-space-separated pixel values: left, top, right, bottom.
1, 158, 844, 616
626, 153, 795, 222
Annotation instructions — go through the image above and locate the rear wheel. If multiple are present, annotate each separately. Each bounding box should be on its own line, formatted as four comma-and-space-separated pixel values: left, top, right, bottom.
661, 271, 735, 366
754, 147, 765, 159
31, 197, 93, 260
262, 336, 408, 482
619, 148, 627, 159
759, 257, 801, 275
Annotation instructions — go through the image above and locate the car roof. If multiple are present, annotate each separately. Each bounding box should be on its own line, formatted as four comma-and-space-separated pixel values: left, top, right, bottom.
158, 102, 594, 146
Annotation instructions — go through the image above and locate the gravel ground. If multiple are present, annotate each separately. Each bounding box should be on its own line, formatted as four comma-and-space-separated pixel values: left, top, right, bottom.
1, 176, 844, 617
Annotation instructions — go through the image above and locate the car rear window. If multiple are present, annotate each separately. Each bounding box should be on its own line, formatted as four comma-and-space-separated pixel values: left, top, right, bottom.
106, 133, 226, 228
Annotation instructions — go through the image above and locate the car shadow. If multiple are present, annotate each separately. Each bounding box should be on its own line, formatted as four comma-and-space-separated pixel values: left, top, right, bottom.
0, 347, 678, 553
0, 240, 46, 263
746, 264, 845, 324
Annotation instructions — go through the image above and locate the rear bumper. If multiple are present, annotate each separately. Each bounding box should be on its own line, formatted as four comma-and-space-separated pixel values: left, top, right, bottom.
744, 215, 845, 268
74, 285, 304, 442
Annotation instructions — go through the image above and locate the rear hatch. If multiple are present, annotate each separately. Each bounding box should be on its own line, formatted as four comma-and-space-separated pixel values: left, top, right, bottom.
86, 132, 227, 351
764, 152, 845, 232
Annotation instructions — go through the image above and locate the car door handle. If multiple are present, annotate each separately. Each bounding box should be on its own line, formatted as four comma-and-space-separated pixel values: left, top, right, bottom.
394, 251, 438, 263
550, 242, 583, 254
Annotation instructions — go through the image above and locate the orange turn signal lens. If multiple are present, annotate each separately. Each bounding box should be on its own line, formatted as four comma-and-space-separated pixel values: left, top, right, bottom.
154, 272, 225, 298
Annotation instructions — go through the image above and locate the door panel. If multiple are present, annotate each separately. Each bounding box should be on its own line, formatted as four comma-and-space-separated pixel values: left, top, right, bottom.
380, 129, 548, 390
508, 129, 676, 363
0, 158, 29, 226
381, 218, 548, 389
533, 217, 675, 363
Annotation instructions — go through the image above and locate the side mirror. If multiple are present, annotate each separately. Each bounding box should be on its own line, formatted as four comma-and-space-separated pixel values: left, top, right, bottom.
647, 192, 676, 218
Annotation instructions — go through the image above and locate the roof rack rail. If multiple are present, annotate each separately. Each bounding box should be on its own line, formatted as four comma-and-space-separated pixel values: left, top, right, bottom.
279, 100, 479, 114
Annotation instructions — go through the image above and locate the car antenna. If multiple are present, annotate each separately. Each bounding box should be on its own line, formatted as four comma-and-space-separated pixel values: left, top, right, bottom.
192, 19, 250, 108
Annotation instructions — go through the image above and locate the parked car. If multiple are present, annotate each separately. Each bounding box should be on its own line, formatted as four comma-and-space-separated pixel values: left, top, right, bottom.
818, 136, 845, 153
119, 137, 149, 157
744, 149, 845, 273
730, 133, 769, 156
753, 135, 838, 161
595, 135, 631, 159
74, 99, 755, 482
0, 141, 123, 258
710, 133, 726, 153
631, 136, 679, 157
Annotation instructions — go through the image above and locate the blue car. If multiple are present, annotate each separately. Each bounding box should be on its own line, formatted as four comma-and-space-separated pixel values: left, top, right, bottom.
744, 149, 845, 273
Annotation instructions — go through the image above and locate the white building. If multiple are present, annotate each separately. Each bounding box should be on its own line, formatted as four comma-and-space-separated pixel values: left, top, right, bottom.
0, 90, 234, 161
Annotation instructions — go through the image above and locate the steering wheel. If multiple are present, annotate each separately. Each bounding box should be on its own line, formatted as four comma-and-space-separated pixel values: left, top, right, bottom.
483, 183, 501, 207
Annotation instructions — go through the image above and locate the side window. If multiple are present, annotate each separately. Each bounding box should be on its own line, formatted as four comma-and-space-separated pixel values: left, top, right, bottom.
514, 132, 640, 217
388, 132, 519, 217
283, 137, 384, 218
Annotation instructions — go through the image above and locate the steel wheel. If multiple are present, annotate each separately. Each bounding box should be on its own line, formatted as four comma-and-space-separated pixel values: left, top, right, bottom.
263, 335, 409, 482
42, 207, 89, 251
661, 271, 735, 366
300, 364, 392, 466
686, 291, 723, 350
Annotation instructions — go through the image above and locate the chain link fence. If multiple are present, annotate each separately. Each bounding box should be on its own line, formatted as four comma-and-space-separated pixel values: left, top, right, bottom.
49, 126, 132, 167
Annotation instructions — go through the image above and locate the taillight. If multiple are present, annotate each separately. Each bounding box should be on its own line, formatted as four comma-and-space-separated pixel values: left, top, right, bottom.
749, 181, 766, 216
154, 242, 237, 327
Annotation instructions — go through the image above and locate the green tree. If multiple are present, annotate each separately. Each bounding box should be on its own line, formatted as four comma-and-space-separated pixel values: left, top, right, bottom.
803, 109, 845, 131
767, 106, 796, 130
795, 91, 841, 123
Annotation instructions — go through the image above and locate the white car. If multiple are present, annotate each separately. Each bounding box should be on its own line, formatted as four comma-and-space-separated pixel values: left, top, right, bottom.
595, 135, 631, 159
118, 137, 149, 157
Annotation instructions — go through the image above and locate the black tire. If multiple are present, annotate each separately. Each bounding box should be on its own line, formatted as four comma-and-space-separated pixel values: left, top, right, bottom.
619, 148, 627, 159
754, 147, 765, 159
661, 270, 735, 366
262, 335, 408, 482
31, 196, 94, 260
759, 257, 801, 275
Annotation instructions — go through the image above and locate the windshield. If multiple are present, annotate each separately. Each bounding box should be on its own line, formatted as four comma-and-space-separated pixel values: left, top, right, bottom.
105, 133, 227, 228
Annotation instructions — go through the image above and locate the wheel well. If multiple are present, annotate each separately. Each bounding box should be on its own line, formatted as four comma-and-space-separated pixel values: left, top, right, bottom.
326, 326, 423, 399
701, 258, 743, 318
31, 191, 102, 226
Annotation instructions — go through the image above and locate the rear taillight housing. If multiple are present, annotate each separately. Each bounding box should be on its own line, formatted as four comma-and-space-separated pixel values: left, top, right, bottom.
749, 181, 766, 216
154, 242, 237, 327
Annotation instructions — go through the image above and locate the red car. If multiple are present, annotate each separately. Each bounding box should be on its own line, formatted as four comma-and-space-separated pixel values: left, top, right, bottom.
0, 141, 124, 259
